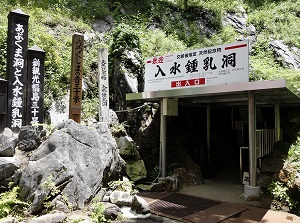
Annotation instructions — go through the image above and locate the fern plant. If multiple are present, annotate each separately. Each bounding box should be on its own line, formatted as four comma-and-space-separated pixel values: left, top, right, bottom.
90, 199, 110, 223
0, 186, 29, 219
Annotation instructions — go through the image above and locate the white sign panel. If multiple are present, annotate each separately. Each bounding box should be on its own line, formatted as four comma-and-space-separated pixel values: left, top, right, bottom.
98, 48, 109, 123
144, 40, 249, 92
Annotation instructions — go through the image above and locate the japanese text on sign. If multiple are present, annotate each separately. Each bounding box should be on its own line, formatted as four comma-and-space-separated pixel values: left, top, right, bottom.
144, 40, 249, 91
30, 58, 40, 125
98, 48, 109, 123
11, 23, 25, 128
73, 38, 83, 103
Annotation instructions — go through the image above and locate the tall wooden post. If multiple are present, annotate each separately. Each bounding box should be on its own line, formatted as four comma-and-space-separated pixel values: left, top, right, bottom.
98, 48, 109, 123
69, 33, 84, 123
6, 9, 29, 132
26, 45, 45, 130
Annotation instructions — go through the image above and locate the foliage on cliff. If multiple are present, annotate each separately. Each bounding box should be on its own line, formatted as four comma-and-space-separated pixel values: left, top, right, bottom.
0, 0, 299, 109
0, 0, 300, 216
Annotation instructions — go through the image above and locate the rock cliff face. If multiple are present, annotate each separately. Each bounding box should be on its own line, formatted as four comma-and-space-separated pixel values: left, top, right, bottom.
18, 120, 125, 213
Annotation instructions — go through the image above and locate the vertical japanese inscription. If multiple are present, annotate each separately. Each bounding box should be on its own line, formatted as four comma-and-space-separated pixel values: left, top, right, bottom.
26, 45, 45, 130
6, 9, 29, 132
69, 33, 84, 123
98, 48, 109, 123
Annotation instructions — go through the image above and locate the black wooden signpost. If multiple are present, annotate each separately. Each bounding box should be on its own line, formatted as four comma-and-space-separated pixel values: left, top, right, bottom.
6, 9, 29, 132
0, 78, 7, 133
26, 45, 45, 130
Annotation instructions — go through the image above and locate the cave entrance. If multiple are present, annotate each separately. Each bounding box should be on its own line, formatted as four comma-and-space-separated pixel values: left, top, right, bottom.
166, 105, 277, 184
126, 79, 300, 194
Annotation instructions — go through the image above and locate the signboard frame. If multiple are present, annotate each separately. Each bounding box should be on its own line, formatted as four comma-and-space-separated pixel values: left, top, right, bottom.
144, 40, 249, 92
98, 48, 109, 123
26, 45, 45, 130
6, 9, 29, 132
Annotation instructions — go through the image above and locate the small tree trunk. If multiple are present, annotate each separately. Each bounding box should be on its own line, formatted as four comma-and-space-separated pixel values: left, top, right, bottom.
183, 0, 188, 11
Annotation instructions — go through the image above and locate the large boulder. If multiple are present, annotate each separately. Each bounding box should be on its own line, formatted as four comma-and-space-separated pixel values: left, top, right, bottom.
115, 135, 147, 181
115, 136, 140, 159
261, 143, 288, 173
131, 195, 150, 214
103, 203, 122, 220
18, 120, 125, 214
27, 211, 67, 223
109, 190, 133, 206
18, 126, 42, 151
125, 160, 147, 182
0, 128, 17, 157
0, 157, 20, 181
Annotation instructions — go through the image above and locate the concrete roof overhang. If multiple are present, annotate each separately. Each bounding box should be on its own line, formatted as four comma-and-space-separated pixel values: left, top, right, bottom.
126, 79, 300, 107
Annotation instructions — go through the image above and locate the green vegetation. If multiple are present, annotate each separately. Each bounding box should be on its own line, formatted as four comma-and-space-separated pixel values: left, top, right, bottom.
0, 0, 299, 108
90, 197, 111, 223
90, 203, 109, 223
108, 179, 138, 195
41, 174, 72, 212
269, 137, 300, 214
110, 121, 130, 137
269, 181, 299, 212
0, 186, 29, 219
247, 0, 300, 87
0, 0, 300, 215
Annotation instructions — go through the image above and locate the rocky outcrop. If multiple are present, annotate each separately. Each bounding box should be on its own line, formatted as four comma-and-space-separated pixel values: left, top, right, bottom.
113, 113, 147, 182
115, 134, 147, 181
125, 160, 147, 182
93, 16, 114, 35
269, 40, 300, 70
111, 48, 144, 109
223, 6, 257, 51
258, 141, 289, 190
134, 104, 161, 181
223, 6, 248, 33
18, 120, 125, 214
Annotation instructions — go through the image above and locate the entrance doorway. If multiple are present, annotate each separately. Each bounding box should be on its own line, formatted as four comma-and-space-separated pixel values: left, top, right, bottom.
167, 104, 276, 185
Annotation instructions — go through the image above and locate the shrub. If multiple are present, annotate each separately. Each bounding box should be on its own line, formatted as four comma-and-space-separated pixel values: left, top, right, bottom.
108, 179, 138, 195
0, 186, 29, 219
269, 137, 300, 214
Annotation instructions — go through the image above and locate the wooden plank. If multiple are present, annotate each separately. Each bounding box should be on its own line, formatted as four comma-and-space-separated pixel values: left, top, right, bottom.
69, 33, 84, 123
183, 203, 247, 223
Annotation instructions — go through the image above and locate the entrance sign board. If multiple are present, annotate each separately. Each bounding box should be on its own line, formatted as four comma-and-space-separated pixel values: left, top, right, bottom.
6, 9, 29, 132
69, 33, 84, 123
144, 40, 249, 92
98, 48, 109, 123
26, 45, 45, 130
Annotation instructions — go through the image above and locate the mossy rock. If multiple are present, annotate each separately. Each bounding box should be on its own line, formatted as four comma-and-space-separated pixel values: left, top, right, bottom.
115, 136, 140, 159
126, 160, 147, 181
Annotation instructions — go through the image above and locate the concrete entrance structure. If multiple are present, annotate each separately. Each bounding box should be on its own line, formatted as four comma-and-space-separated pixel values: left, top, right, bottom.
126, 78, 300, 197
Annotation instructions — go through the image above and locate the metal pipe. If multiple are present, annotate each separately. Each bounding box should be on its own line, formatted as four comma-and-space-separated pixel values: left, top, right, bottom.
207, 105, 211, 164
248, 91, 257, 186
160, 98, 167, 178
274, 103, 280, 142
